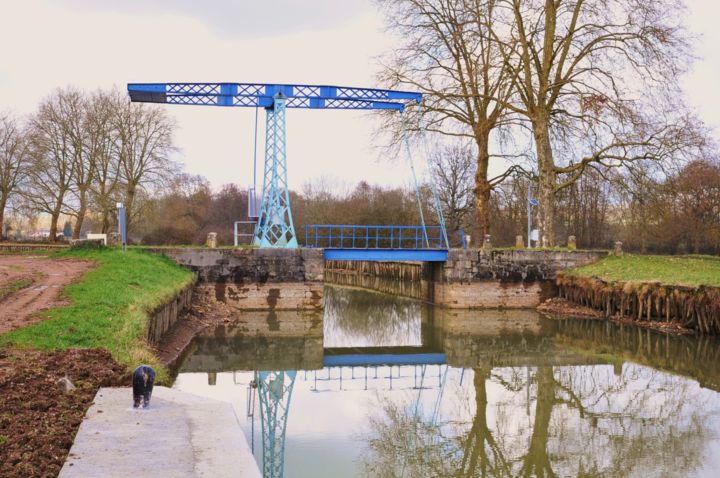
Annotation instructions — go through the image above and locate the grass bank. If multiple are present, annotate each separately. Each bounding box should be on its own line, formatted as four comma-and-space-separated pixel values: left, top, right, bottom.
0, 247, 194, 382
567, 254, 720, 287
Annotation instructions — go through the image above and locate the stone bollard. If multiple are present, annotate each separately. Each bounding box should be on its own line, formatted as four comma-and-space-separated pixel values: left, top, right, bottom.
568, 235, 577, 250
206, 232, 217, 248
515, 235, 524, 249
483, 234, 492, 250
613, 241, 623, 256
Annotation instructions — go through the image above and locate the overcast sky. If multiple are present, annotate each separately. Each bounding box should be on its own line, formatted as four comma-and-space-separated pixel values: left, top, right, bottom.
0, 0, 718, 193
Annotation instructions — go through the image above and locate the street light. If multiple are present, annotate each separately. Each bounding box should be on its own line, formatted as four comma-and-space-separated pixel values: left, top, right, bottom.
117, 202, 127, 252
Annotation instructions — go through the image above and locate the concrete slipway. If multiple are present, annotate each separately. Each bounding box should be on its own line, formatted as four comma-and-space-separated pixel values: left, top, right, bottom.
59, 387, 261, 478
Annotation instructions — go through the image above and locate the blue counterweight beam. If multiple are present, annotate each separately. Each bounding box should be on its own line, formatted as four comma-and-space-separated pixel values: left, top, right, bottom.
257, 370, 296, 478
253, 94, 297, 247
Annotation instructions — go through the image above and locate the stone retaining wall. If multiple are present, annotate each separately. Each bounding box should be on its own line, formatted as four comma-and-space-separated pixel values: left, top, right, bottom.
146, 247, 325, 310
0, 243, 69, 253
145, 283, 195, 343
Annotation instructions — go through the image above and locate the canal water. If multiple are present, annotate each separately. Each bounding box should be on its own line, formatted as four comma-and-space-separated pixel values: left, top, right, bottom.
173, 285, 720, 477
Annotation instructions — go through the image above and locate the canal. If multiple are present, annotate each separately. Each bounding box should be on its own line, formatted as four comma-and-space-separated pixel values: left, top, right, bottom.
173, 285, 720, 477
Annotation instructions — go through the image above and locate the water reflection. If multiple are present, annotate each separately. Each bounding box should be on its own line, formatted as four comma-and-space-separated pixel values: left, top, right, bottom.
173, 286, 720, 478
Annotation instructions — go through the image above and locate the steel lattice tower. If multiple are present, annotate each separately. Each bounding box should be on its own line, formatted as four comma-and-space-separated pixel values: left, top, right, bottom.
253, 94, 297, 247
256, 370, 296, 478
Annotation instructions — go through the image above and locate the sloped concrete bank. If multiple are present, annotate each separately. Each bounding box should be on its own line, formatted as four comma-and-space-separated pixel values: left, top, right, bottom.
59, 387, 260, 478
556, 273, 720, 334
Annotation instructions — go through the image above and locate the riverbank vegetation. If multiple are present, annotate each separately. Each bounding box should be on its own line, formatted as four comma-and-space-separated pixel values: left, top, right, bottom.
0, 247, 194, 380
567, 255, 720, 288
555, 255, 720, 334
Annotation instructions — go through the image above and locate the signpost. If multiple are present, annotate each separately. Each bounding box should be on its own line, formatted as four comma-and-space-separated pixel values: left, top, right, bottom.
117, 203, 127, 252
527, 185, 539, 249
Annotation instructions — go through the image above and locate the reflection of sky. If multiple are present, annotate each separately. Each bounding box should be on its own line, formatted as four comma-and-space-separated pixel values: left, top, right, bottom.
174, 363, 720, 478
173, 289, 720, 477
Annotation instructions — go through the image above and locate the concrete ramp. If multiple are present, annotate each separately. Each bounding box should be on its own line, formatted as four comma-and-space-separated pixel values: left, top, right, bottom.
60, 387, 260, 478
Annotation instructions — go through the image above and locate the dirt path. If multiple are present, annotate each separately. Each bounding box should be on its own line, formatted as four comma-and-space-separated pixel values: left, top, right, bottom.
0, 256, 93, 334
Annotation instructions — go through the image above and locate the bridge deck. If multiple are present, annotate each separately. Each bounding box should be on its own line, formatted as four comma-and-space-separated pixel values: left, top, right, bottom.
323, 248, 448, 262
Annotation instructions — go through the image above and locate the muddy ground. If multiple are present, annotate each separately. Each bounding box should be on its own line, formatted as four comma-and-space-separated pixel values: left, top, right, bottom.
0, 256, 93, 335
0, 348, 127, 478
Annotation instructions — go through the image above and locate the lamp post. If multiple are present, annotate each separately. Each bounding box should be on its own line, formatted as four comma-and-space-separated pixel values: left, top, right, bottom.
117, 202, 127, 252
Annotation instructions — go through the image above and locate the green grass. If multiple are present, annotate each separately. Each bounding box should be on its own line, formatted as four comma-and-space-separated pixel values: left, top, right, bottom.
0, 279, 33, 301
568, 254, 720, 287
0, 247, 194, 382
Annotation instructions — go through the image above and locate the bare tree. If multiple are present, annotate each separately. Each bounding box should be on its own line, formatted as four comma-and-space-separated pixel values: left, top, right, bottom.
0, 112, 30, 239
376, 0, 519, 244
429, 142, 475, 243
25, 89, 80, 242
492, 0, 694, 245
112, 101, 175, 235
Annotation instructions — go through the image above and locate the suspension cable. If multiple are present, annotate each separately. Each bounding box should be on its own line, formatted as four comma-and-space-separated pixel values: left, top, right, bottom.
417, 104, 450, 249
401, 111, 430, 248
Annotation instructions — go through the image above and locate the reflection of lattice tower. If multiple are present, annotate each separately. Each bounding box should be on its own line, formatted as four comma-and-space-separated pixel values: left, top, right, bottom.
253, 94, 298, 248
257, 370, 297, 478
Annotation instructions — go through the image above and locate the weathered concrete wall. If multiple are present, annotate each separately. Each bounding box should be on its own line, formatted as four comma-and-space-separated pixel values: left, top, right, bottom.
145, 247, 325, 310
433, 281, 556, 309
196, 282, 323, 311
432, 249, 606, 308
146, 247, 324, 283
442, 249, 607, 282
146, 282, 195, 344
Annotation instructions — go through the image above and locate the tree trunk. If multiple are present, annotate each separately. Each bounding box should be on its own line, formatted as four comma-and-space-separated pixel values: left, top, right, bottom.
474, 134, 491, 248
532, 115, 556, 246
0, 195, 7, 241
125, 184, 136, 238
73, 188, 88, 240
101, 209, 111, 234
49, 206, 61, 243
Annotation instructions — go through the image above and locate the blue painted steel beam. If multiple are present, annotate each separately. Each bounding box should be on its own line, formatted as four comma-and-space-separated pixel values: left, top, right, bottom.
323, 248, 448, 262
323, 353, 447, 367
128, 82, 421, 111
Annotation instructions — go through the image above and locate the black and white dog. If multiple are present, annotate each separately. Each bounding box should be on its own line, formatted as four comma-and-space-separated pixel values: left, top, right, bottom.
132, 365, 155, 408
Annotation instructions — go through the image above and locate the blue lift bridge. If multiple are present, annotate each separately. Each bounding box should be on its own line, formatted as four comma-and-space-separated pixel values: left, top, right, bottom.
127, 82, 449, 261
126, 82, 449, 478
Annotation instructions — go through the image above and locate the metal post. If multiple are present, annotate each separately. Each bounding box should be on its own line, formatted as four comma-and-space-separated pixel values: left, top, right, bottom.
527, 184, 533, 249
116, 203, 127, 252
253, 94, 298, 248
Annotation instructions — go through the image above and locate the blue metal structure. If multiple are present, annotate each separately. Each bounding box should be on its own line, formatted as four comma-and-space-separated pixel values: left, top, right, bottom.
126, 82, 446, 250
324, 249, 448, 262
304, 224, 446, 249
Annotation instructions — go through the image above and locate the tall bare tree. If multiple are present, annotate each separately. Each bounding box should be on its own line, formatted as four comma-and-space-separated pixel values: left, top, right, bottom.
494, 0, 694, 245
0, 112, 30, 239
429, 142, 475, 242
112, 101, 175, 235
376, 0, 519, 244
25, 89, 80, 242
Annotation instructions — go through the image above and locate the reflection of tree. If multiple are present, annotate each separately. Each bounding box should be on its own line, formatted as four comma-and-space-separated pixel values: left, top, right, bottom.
519, 366, 555, 478
361, 362, 716, 477
459, 367, 510, 477
324, 286, 426, 347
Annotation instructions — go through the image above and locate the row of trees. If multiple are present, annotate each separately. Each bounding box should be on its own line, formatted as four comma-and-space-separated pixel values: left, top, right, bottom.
0, 87, 174, 241
376, 0, 712, 246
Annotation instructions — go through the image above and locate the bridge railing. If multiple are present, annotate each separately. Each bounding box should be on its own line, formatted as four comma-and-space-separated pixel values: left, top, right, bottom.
303, 225, 446, 249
